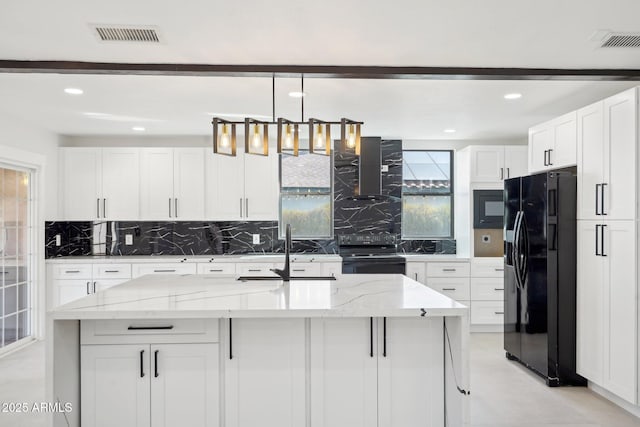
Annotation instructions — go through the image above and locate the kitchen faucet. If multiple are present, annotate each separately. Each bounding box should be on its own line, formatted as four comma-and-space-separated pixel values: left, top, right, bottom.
271, 224, 291, 281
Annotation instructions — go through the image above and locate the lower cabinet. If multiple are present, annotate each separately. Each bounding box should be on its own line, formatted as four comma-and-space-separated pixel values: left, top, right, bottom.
309, 317, 444, 427
224, 318, 306, 427
81, 343, 219, 427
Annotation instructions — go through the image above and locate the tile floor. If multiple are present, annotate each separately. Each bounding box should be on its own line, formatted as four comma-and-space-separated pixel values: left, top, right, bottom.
0, 333, 639, 426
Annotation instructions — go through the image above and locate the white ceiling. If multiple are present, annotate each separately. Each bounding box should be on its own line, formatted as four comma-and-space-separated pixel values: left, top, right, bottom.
0, 1, 639, 140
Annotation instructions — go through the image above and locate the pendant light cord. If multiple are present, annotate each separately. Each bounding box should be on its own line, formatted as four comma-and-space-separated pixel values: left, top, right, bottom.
272, 73, 276, 123
301, 75, 304, 122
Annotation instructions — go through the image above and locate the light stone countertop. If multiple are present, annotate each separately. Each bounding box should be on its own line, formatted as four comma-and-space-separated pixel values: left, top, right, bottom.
49, 273, 468, 320
44, 254, 343, 264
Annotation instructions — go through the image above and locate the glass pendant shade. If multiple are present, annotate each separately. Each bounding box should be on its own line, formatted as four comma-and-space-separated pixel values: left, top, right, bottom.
212, 118, 237, 156
340, 118, 361, 155
244, 118, 269, 156
308, 119, 331, 156
277, 118, 299, 156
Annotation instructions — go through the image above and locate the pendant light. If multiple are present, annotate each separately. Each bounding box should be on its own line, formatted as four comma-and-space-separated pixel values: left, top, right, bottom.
308, 118, 331, 156
212, 118, 237, 156
277, 118, 299, 156
244, 118, 269, 156
339, 118, 362, 155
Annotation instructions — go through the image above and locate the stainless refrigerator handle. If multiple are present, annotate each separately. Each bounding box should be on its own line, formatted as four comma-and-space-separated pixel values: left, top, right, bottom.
512, 212, 523, 289
601, 183, 607, 216
520, 214, 529, 285
601, 225, 607, 257
595, 224, 600, 256
595, 184, 601, 215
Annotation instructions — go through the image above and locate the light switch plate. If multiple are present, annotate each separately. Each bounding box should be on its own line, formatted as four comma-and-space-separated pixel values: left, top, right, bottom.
55, 234, 61, 247
252, 234, 260, 244
125, 234, 134, 245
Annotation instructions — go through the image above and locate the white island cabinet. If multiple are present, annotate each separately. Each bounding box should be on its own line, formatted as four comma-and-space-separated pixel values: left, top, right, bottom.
47, 274, 469, 427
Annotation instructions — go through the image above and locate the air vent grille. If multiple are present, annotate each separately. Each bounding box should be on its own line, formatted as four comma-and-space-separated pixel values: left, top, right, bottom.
601, 33, 640, 48
93, 25, 160, 42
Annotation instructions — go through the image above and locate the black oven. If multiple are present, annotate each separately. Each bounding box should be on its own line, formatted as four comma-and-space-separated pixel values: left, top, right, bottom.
473, 189, 504, 229
338, 234, 406, 275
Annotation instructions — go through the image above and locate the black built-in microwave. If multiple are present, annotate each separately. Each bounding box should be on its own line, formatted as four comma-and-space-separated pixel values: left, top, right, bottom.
473, 189, 504, 229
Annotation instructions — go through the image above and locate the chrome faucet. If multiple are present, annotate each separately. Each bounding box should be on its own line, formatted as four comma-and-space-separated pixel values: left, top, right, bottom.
271, 224, 291, 281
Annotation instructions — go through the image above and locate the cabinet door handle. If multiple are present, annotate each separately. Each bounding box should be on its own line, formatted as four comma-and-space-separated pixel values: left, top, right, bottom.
494, 288, 504, 291
442, 288, 457, 291
601, 224, 607, 257
543, 150, 548, 166
601, 183, 607, 216
97, 198, 100, 218
369, 317, 374, 358
382, 317, 387, 358
93, 281, 96, 293
500, 168, 504, 180
292, 269, 305, 272
595, 224, 601, 256
442, 268, 457, 272
494, 311, 504, 315
86, 281, 90, 295
595, 184, 601, 215
229, 319, 233, 360
153, 269, 176, 273
175, 198, 178, 218
239, 198, 243, 218
127, 325, 174, 330
140, 350, 145, 378
506, 167, 510, 178
245, 198, 249, 218
103, 199, 107, 217
494, 268, 504, 272
65, 270, 81, 273
209, 269, 223, 272
154, 350, 159, 378
104, 270, 120, 273
414, 273, 418, 281
547, 149, 553, 166
248, 269, 261, 272
169, 198, 172, 217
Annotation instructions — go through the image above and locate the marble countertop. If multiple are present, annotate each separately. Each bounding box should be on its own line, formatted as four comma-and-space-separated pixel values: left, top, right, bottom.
49, 273, 468, 320
45, 254, 343, 264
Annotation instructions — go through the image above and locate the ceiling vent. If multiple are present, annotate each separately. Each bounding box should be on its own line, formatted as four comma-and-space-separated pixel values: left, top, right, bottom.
600, 32, 640, 48
91, 24, 161, 43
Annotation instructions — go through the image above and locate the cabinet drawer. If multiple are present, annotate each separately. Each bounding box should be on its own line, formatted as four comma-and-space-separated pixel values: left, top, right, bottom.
470, 261, 504, 277
237, 263, 276, 276
131, 263, 197, 278
52, 264, 93, 279
471, 278, 505, 300
321, 262, 342, 278
426, 262, 470, 277
81, 319, 219, 344
92, 263, 132, 279
197, 263, 236, 275
426, 278, 470, 302
471, 301, 504, 325
289, 262, 322, 276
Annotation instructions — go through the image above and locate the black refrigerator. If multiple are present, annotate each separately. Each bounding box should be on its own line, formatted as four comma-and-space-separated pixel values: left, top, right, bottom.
503, 170, 586, 387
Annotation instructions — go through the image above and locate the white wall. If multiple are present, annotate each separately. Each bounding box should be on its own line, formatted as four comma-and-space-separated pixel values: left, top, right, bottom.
61, 135, 210, 148
0, 114, 60, 219
402, 138, 526, 151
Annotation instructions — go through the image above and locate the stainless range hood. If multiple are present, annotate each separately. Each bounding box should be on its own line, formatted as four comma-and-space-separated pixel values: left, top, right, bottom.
355, 136, 383, 199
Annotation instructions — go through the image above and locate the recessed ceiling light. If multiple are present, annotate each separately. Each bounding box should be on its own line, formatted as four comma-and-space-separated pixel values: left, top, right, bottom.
444, 129, 456, 133
288, 91, 306, 98
64, 88, 84, 95
132, 126, 146, 132
504, 93, 522, 100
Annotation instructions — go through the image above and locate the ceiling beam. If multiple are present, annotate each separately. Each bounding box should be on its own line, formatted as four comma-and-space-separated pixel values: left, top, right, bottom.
1, 60, 640, 80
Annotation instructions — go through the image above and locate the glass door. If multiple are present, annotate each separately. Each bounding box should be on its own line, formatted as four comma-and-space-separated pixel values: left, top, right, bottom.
0, 164, 33, 350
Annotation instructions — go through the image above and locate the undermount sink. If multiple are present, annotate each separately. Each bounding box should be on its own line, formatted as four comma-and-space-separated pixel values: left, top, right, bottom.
236, 276, 337, 281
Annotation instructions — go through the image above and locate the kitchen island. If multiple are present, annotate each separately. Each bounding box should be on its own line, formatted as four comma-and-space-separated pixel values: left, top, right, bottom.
47, 273, 469, 427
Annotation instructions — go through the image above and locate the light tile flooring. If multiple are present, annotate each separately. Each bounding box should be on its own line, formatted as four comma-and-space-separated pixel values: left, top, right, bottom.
0, 334, 639, 426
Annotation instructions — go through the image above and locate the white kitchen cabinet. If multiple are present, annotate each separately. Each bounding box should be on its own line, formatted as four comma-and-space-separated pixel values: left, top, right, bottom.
206, 150, 279, 220
405, 261, 426, 283
197, 263, 236, 275
577, 220, 637, 403
131, 263, 197, 278
60, 147, 140, 220
56, 279, 93, 307
224, 318, 306, 427
577, 89, 637, 221
468, 145, 527, 183
469, 258, 503, 329
140, 148, 206, 219
236, 263, 275, 276
427, 277, 470, 302
321, 261, 342, 278
529, 111, 577, 173
289, 262, 322, 277
81, 343, 219, 427
309, 317, 444, 427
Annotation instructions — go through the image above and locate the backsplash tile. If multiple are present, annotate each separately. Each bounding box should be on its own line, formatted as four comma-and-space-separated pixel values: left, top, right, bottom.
45, 221, 93, 257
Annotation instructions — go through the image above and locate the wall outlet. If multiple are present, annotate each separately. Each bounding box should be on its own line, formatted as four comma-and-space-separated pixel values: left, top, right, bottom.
55, 234, 61, 247
252, 234, 260, 244
125, 234, 134, 246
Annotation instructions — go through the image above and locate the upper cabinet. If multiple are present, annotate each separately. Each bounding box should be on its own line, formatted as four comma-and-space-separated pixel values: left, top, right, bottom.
528, 111, 577, 173
61, 148, 140, 220
577, 88, 637, 221
206, 150, 279, 220
468, 145, 527, 183
140, 148, 206, 220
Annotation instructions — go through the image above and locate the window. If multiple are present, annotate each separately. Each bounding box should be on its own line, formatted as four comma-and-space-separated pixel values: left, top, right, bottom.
0, 164, 33, 351
280, 152, 332, 239
402, 150, 453, 238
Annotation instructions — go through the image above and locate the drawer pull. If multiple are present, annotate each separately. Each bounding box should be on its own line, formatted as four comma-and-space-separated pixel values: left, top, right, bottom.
104, 270, 120, 273
442, 288, 457, 291
494, 311, 504, 315
495, 268, 504, 272
209, 269, 224, 272
292, 269, 305, 272
494, 288, 504, 291
153, 269, 176, 273
442, 268, 457, 272
65, 270, 81, 273
1, 271, 8, 274
127, 325, 174, 331
248, 269, 262, 272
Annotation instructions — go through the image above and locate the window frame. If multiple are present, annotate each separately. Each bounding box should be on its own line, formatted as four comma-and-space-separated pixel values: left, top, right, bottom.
278, 150, 334, 240
401, 149, 455, 239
